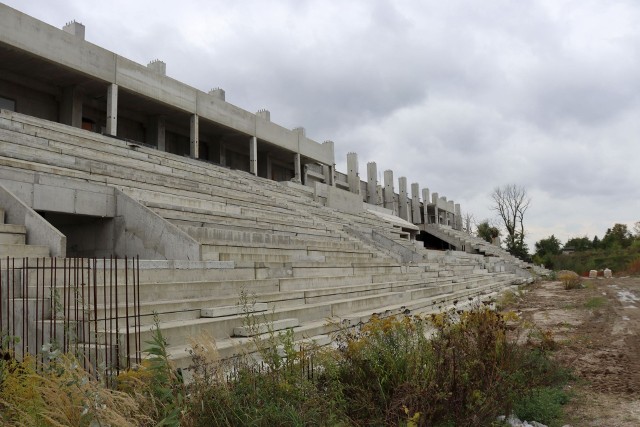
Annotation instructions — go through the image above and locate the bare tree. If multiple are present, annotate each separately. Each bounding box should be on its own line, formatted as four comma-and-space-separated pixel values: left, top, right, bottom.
491, 184, 530, 258
462, 212, 476, 235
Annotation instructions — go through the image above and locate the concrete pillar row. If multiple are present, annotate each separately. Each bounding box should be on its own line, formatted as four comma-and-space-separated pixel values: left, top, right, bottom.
367, 162, 378, 205
347, 153, 360, 195
106, 83, 118, 136
249, 136, 258, 176
398, 177, 408, 221
411, 183, 421, 224
190, 114, 199, 159
383, 170, 394, 212
422, 188, 430, 224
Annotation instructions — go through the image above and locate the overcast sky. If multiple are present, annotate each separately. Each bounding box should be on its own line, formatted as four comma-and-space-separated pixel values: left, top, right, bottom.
5, 0, 640, 250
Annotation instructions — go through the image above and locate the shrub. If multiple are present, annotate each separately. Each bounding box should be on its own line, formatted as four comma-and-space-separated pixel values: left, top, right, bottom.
557, 270, 583, 290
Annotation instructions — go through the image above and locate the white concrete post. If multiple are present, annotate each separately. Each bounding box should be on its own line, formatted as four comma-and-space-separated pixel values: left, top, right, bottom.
294, 153, 301, 183
422, 188, 430, 224
383, 170, 394, 211
106, 83, 118, 136
147, 115, 166, 151
411, 183, 421, 224
398, 177, 408, 220
432, 192, 439, 224
347, 153, 360, 194
190, 114, 199, 158
367, 162, 378, 205
455, 203, 462, 230
249, 136, 258, 175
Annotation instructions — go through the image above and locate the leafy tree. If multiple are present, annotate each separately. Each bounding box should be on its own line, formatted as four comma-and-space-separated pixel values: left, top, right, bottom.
535, 235, 562, 257
491, 184, 530, 259
592, 235, 600, 249
601, 224, 633, 249
533, 235, 562, 269
564, 236, 592, 252
477, 220, 500, 243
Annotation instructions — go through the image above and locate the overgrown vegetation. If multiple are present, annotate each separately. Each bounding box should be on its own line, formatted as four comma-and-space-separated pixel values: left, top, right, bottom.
1, 302, 572, 426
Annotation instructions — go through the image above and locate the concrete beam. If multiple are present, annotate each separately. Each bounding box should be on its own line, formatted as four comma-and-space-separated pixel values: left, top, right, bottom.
106, 83, 118, 136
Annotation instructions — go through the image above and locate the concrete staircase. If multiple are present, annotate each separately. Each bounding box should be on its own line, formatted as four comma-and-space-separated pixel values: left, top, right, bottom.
0, 208, 49, 258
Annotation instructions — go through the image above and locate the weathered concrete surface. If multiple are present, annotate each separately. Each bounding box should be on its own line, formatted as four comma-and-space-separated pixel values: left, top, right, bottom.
0, 182, 65, 256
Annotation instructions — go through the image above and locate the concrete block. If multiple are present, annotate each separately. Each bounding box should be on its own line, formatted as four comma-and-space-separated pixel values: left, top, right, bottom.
201, 303, 268, 318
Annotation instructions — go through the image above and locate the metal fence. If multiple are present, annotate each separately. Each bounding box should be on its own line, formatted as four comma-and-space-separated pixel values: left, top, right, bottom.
0, 256, 141, 385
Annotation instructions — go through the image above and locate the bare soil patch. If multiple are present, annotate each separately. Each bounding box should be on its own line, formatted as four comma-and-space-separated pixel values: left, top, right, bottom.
509, 276, 640, 426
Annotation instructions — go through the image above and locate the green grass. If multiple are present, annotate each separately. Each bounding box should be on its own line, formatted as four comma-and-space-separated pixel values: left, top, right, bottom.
584, 297, 607, 309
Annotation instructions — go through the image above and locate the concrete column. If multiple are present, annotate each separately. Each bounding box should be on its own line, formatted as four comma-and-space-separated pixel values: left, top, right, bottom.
367, 162, 378, 205
106, 83, 118, 136
422, 188, 430, 224
432, 192, 439, 224
455, 203, 462, 230
147, 115, 166, 151
190, 114, 199, 158
249, 136, 258, 175
347, 152, 360, 194
266, 153, 272, 179
220, 143, 227, 166
61, 85, 83, 128
411, 183, 421, 224
398, 177, 408, 220
383, 170, 394, 211
322, 164, 335, 186
293, 153, 301, 183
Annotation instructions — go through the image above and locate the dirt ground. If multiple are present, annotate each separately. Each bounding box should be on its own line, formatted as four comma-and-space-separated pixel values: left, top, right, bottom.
508, 276, 640, 426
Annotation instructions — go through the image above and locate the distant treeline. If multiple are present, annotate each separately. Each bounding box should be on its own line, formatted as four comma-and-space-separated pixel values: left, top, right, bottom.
533, 223, 640, 275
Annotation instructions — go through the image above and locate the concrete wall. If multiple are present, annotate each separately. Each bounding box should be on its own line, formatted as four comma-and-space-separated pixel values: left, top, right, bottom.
314, 182, 363, 214
0, 183, 66, 256
113, 189, 201, 260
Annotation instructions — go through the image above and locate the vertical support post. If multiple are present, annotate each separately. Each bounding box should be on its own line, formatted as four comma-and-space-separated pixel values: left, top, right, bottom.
219, 143, 227, 167
383, 170, 395, 212
147, 115, 166, 151
106, 84, 118, 136
432, 192, 439, 224
347, 153, 360, 194
322, 164, 335, 186
190, 114, 199, 159
293, 153, 301, 183
455, 203, 462, 231
398, 177, 409, 220
367, 162, 378, 205
422, 188, 430, 224
249, 136, 258, 175
411, 183, 421, 224
61, 85, 83, 128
